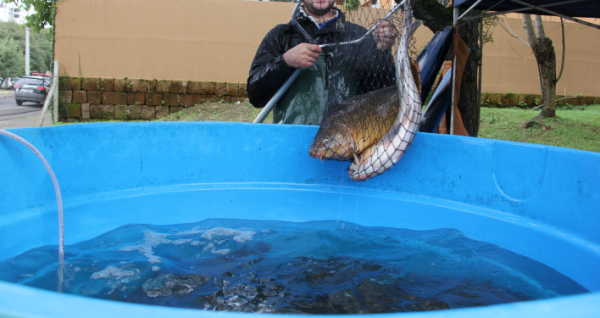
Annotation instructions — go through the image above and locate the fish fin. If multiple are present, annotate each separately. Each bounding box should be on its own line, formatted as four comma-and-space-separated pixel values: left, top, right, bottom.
346, 127, 357, 154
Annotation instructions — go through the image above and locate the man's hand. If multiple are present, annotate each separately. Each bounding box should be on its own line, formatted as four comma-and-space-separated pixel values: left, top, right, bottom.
283, 43, 322, 69
374, 20, 397, 50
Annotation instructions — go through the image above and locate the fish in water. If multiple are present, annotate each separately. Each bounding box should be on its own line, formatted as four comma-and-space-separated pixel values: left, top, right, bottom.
348, 7, 422, 181
308, 85, 399, 161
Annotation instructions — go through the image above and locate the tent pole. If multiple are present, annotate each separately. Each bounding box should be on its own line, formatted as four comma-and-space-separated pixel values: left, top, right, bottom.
450, 8, 458, 135
510, 0, 600, 30
477, 0, 587, 19
457, 0, 484, 21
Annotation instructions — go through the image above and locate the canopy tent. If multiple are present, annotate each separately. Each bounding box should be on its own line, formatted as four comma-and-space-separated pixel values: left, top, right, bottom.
454, 0, 600, 18
439, 0, 600, 135
454, 0, 600, 29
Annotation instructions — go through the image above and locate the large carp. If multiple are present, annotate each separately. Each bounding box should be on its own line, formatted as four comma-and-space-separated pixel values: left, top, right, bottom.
348, 5, 422, 181
308, 85, 399, 162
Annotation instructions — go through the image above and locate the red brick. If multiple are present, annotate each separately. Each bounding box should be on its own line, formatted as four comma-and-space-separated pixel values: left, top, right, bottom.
164, 93, 178, 106
146, 93, 164, 106
155, 106, 169, 118
100, 78, 114, 92
200, 82, 216, 95
114, 78, 126, 92
81, 77, 100, 91
225, 82, 238, 96
127, 92, 146, 105
59, 90, 72, 104
59, 77, 68, 90
87, 91, 102, 104
72, 90, 86, 103
170, 80, 188, 94
81, 103, 90, 119
89, 104, 103, 118
215, 82, 227, 96
238, 83, 247, 97
145, 80, 156, 94
179, 94, 201, 106
102, 105, 114, 119
187, 81, 202, 94
128, 105, 142, 119
156, 80, 171, 93
170, 106, 183, 113
141, 106, 156, 120
114, 105, 128, 119
102, 92, 127, 105
66, 77, 80, 90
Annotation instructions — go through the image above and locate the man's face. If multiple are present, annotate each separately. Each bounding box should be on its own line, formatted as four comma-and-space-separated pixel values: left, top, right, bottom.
303, 0, 336, 16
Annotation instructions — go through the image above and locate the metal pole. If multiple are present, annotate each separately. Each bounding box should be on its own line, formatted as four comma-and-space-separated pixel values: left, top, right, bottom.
25, 27, 30, 76
450, 8, 458, 135
510, 0, 600, 30
53, 61, 59, 123
253, 69, 302, 123
478, 18, 483, 112
456, 0, 484, 21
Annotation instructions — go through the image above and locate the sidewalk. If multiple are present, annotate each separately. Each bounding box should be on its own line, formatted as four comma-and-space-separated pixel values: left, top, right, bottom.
0, 90, 12, 99
0, 90, 54, 129
0, 112, 54, 129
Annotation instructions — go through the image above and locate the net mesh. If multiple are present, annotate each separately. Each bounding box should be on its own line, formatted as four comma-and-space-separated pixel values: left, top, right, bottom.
307, 0, 422, 181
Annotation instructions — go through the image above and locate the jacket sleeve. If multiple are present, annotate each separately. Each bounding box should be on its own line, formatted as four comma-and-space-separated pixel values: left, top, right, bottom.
247, 26, 296, 109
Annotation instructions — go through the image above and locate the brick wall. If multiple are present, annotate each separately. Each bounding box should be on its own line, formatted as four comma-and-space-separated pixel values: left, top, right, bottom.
57, 76, 600, 122
58, 77, 248, 121
481, 92, 600, 108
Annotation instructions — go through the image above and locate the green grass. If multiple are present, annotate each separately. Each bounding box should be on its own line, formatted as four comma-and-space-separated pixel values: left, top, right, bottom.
479, 104, 600, 153
156, 101, 273, 123
56, 101, 600, 153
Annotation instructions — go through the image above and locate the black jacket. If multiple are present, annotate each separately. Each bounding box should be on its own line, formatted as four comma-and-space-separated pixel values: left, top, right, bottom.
247, 8, 396, 109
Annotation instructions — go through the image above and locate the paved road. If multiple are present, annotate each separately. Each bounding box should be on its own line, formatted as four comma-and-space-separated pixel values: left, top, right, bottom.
0, 98, 44, 121
0, 93, 53, 129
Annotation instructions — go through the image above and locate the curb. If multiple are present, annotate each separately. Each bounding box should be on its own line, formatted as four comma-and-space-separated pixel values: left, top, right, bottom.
0, 92, 13, 99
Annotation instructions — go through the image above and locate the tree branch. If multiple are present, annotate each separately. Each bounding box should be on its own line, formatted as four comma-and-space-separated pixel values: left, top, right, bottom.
411, 0, 452, 33
521, 14, 539, 48
534, 15, 546, 40
556, 18, 566, 83
499, 16, 530, 47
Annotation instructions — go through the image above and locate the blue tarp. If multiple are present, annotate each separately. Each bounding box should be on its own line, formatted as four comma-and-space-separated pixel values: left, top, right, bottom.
454, 0, 600, 18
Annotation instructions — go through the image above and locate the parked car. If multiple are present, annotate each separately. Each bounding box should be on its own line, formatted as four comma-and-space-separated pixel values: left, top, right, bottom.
13, 76, 51, 105
1, 77, 19, 90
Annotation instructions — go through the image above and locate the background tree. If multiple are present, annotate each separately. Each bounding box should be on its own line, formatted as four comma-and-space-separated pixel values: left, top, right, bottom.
0, 21, 53, 74
0, 36, 25, 87
521, 14, 564, 119
3, 0, 55, 32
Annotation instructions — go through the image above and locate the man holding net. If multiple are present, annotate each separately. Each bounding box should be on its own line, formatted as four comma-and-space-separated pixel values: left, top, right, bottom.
247, 0, 399, 125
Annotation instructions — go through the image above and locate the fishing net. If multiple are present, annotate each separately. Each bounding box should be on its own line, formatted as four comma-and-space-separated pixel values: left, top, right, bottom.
307, 0, 423, 181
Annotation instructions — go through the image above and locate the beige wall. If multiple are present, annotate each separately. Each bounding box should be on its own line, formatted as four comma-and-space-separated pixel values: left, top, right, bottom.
483, 17, 600, 96
55, 0, 600, 96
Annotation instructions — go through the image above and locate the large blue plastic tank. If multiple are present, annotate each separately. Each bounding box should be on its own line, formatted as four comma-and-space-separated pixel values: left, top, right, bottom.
0, 122, 599, 317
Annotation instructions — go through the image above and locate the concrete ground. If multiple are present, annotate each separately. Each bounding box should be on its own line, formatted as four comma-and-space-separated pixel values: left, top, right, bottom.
0, 90, 54, 130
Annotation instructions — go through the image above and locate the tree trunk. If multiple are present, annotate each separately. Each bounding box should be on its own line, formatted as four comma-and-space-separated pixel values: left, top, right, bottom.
536, 37, 557, 117
457, 16, 481, 136
522, 14, 557, 118
412, 0, 482, 136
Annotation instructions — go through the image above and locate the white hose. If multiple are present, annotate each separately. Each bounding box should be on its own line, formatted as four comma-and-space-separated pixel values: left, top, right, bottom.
0, 129, 64, 290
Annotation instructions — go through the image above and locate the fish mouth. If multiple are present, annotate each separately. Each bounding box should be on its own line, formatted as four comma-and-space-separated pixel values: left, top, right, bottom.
309, 151, 324, 162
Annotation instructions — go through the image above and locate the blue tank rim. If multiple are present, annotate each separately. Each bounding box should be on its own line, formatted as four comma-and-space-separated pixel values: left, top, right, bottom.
9, 121, 600, 156
1, 122, 599, 317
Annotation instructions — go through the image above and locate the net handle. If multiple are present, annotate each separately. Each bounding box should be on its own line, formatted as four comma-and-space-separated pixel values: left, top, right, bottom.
304, 0, 407, 48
